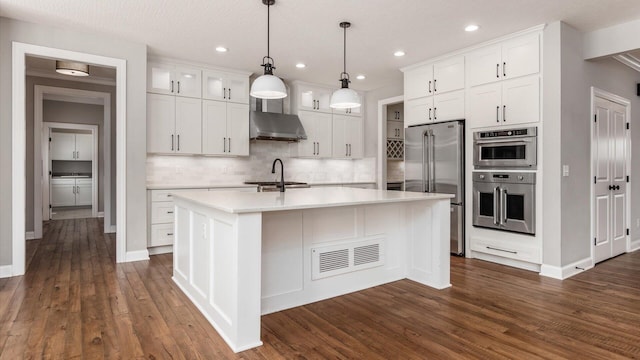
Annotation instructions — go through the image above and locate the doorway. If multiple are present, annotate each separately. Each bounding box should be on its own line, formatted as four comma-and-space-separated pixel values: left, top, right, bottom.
377, 95, 405, 190
591, 87, 631, 264
12, 42, 128, 276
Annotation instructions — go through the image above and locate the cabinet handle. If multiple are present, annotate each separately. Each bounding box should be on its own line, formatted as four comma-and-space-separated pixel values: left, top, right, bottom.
433, 107, 437, 120
171, 80, 174, 93
433, 79, 437, 92
171, 134, 174, 151
496, 106, 500, 122
167, 211, 174, 214
428, 108, 432, 121
317, 142, 320, 155
76, 151, 79, 159
167, 233, 174, 236
487, 246, 517, 254
224, 87, 227, 99
177, 81, 181, 94
428, 80, 432, 93
346, 144, 348, 156
496, 64, 500, 78
177, 134, 180, 151
349, 144, 352, 156
72, 186, 75, 194
228, 138, 231, 153
223, 137, 227, 152
228, 88, 231, 100
503, 105, 506, 122
503, 62, 506, 77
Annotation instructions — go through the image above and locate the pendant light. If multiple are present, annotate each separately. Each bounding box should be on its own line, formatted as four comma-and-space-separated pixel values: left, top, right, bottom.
330, 21, 361, 109
250, 0, 287, 99
55, 60, 89, 77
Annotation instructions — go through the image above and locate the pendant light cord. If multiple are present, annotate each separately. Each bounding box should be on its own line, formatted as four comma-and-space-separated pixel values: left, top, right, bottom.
343, 24, 346, 75
267, 2, 270, 59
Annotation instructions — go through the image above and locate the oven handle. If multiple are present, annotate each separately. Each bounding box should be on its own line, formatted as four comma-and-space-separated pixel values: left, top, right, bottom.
493, 186, 500, 225
474, 137, 534, 145
500, 188, 508, 225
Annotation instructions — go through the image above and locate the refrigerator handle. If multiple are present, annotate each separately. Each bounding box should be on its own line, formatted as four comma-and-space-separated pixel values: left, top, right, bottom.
422, 131, 429, 192
501, 188, 508, 225
429, 130, 435, 192
493, 186, 500, 225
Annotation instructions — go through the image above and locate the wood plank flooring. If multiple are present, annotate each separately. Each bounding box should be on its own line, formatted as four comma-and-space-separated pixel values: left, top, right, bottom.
1, 217, 639, 359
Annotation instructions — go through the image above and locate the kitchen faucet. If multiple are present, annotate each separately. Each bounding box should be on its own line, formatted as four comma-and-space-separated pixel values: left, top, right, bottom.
271, 158, 285, 192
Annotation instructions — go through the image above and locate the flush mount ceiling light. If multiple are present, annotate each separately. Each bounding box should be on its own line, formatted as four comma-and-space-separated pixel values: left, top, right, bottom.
465, 24, 479, 32
55, 60, 89, 76
330, 21, 361, 109
250, 0, 287, 99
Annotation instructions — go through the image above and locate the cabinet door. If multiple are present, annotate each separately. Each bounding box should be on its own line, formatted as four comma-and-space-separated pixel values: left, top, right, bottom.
315, 88, 333, 113
147, 93, 176, 153
74, 134, 93, 161
502, 75, 539, 125
387, 121, 399, 139
467, 44, 502, 87
202, 70, 226, 101
433, 90, 465, 122
50, 132, 76, 160
298, 85, 332, 113
226, 103, 250, 156
433, 56, 465, 94
147, 63, 175, 95
404, 96, 433, 127
346, 116, 363, 159
333, 91, 363, 117
467, 83, 502, 128
75, 179, 92, 206
296, 110, 317, 157
174, 97, 202, 154
404, 65, 433, 100
502, 34, 540, 80
174, 66, 202, 98
202, 100, 227, 155
225, 74, 250, 104
50, 180, 76, 207
315, 112, 333, 157
150, 223, 174, 247
332, 115, 348, 158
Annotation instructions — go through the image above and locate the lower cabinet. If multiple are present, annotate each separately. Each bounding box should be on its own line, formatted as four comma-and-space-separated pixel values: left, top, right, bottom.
51, 178, 92, 207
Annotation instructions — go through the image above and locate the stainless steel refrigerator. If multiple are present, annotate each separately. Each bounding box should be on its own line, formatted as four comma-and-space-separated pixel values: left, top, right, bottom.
404, 120, 464, 255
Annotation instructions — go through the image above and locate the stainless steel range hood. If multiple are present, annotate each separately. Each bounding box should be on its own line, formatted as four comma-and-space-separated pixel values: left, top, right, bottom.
250, 96, 307, 142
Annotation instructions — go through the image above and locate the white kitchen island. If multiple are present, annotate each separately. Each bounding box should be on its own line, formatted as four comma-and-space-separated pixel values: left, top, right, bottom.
171, 187, 453, 353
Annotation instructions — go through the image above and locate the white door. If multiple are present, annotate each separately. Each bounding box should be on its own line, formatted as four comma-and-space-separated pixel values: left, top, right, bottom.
296, 111, 318, 157
404, 65, 433, 100
75, 179, 93, 206
147, 62, 175, 95
314, 112, 333, 157
466, 44, 502, 87
502, 75, 540, 125
174, 66, 202, 98
202, 99, 227, 155
74, 134, 93, 161
346, 116, 363, 159
332, 115, 348, 158
501, 34, 540, 80
50, 179, 76, 207
433, 56, 465, 94
50, 132, 76, 160
226, 103, 250, 156
202, 70, 227, 101
433, 90, 465, 122
225, 74, 250, 104
593, 96, 628, 263
404, 96, 433, 127
467, 83, 501, 128
174, 97, 202, 154
147, 93, 176, 153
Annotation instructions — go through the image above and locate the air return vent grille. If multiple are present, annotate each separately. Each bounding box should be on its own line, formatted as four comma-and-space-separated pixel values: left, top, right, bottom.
311, 238, 384, 280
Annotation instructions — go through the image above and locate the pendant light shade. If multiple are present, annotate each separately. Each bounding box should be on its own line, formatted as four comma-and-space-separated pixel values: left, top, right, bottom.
55, 60, 89, 77
330, 22, 361, 109
250, 0, 287, 99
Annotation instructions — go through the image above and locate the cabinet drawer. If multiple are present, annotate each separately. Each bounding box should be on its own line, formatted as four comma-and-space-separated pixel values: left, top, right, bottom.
75, 178, 93, 186
151, 202, 175, 224
51, 178, 76, 186
151, 188, 207, 201
150, 223, 174, 247
470, 236, 540, 264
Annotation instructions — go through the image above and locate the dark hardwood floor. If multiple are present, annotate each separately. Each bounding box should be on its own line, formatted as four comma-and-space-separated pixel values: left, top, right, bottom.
1, 218, 639, 359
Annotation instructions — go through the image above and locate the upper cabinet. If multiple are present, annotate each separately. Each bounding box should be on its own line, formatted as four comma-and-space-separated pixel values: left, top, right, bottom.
202, 70, 250, 104
147, 62, 202, 98
404, 56, 464, 100
332, 115, 363, 159
50, 132, 92, 161
202, 100, 250, 156
292, 110, 333, 158
147, 93, 202, 154
467, 34, 540, 87
294, 83, 333, 113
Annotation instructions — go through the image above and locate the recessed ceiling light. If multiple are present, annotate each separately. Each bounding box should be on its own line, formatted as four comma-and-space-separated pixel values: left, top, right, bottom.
215, 46, 228, 53
356, 75, 366, 80
393, 50, 405, 57
296, 63, 306, 68
465, 24, 479, 32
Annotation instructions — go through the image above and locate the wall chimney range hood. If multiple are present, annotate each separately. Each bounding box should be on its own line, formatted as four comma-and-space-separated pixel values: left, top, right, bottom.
249, 96, 307, 142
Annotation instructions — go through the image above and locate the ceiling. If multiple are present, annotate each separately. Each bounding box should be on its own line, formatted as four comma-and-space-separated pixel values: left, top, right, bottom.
4, 0, 640, 91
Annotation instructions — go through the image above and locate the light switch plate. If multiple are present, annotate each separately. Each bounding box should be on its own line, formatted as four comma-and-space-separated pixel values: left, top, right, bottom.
562, 165, 569, 177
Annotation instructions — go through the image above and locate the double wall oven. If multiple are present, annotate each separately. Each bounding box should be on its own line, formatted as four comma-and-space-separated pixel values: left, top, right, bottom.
472, 127, 537, 235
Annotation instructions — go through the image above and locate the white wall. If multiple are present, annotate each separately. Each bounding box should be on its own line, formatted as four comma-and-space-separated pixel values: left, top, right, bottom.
0, 17, 147, 266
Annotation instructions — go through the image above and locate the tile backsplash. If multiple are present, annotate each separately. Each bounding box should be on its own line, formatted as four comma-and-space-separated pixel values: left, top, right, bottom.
147, 141, 376, 186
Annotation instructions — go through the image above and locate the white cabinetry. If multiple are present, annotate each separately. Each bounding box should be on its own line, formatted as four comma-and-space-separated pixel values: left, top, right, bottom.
202, 100, 249, 156
292, 110, 333, 158
468, 75, 539, 128
202, 70, 250, 104
404, 90, 465, 127
387, 120, 403, 140
147, 63, 202, 98
147, 93, 202, 154
50, 132, 92, 161
404, 56, 464, 100
51, 178, 92, 207
467, 34, 539, 87
332, 115, 363, 159
295, 83, 333, 113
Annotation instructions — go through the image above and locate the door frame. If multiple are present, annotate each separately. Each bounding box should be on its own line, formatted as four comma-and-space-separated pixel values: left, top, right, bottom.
590, 86, 631, 263
12, 42, 127, 276
377, 95, 404, 191
34, 85, 113, 237
43, 122, 99, 220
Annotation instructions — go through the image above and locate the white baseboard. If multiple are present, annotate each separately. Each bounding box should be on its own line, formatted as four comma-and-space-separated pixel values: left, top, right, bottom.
97, 211, 105, 218
630, 238, 640, 252
540, 257, 593, 280
25, 231, 36, 240
105, 225, 116, 234
471, 251, 541, 272
148, 245, 173, 256
0, 265, 13, 278
125, 250, 150, 262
